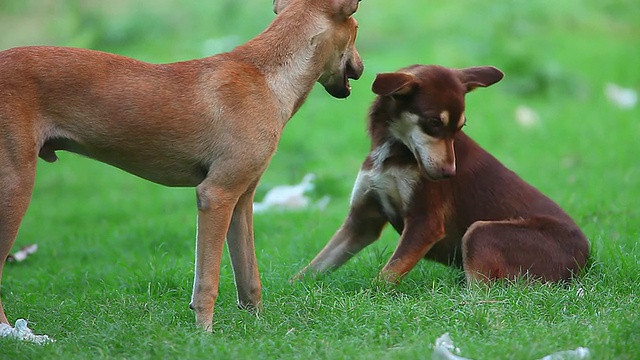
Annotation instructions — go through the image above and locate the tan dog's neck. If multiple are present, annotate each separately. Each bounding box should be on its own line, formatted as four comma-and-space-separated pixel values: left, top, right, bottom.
229, 11, 336, 122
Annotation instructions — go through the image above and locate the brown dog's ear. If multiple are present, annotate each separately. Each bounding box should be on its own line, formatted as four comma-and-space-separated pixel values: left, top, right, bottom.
372, 72, 418, 97
458, 66, 504, 93
273, 0, 293, 14
331, 0, 360, 18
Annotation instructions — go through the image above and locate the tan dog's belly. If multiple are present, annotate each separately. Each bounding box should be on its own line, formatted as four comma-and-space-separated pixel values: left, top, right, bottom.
40, 136, 209, 186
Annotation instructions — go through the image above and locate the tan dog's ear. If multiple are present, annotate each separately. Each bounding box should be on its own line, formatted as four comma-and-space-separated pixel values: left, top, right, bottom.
273, 0, 293, 14
372, 72, 418, 97
276, 0, 359, 18
331, 0, 360, 18
458, 66, 504, 93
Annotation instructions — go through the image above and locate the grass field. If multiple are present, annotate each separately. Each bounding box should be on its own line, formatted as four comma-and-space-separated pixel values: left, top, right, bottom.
1, 0, 639, 359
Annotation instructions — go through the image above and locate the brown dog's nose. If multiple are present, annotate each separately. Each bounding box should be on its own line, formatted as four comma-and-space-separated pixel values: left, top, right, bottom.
441, 165, 456, 178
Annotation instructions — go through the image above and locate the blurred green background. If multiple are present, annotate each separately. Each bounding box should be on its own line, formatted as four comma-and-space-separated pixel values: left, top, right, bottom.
3, 0, 637, 195
3, 0, 635, 237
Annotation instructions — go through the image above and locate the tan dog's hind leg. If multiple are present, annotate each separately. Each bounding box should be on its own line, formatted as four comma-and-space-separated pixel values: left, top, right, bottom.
462, 218, 590, 283
0, 140, 38, 325
226, 180, 261, 312
190, 180, 241, 332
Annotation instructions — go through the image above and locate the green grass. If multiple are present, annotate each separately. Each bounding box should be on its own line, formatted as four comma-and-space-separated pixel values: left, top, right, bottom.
1, 0, 639, 358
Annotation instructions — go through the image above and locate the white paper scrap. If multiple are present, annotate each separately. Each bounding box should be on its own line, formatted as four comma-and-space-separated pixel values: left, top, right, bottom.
0, 319, 54, 345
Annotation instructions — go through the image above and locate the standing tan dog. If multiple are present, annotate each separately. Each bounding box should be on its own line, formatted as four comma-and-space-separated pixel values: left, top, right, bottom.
0, 0, 363, 331
294, 65, 589, 284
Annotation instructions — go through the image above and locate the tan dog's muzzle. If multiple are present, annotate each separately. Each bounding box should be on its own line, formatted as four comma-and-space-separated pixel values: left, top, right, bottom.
322, 49, 364, 99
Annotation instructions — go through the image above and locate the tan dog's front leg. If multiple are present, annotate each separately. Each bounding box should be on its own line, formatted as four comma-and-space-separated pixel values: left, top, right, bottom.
190, 181, 239, 332
379, 216, 445, 283
226, 181, 262, 312
0, 152, 38, 325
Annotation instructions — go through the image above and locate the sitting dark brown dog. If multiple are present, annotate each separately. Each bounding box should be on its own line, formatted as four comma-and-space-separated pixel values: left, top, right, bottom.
294, 64, 589, 284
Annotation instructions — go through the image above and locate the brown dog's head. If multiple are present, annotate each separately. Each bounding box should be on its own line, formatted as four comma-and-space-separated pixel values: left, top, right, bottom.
371, 65, 503, 180
274, 0, 364, 98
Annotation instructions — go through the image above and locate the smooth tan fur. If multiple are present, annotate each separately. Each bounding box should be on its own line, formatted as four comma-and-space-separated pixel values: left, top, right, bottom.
293, 64, 589, 284
0, 0, 363, 331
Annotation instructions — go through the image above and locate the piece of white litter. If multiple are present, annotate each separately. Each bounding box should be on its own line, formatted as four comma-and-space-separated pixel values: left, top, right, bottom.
6, 244, 38, 263
431, 333, 589, 360
253, 173, 329, 213
0, 319, 54, 345
432, 333, 474, 360
605, 83, 637, 109
538, 347, 590, 360
515, 105, 540, 128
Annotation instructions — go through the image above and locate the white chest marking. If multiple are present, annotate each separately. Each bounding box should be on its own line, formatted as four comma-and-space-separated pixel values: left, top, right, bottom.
373, 166, 420, 218
351, 164, 420, 220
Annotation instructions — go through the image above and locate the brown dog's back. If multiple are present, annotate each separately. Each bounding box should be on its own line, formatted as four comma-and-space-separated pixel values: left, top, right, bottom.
424, 132, 589, 281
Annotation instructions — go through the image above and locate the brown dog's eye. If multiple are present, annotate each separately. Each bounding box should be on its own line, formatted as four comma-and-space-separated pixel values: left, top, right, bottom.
419, 117, 444, 137
427, 117, 443, 128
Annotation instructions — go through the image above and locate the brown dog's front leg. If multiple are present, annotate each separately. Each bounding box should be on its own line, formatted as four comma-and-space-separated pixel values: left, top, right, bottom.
292, 193, 387, 281
226, 181, 262, 312
190, 181, 238, 332
379, 216, 445, 283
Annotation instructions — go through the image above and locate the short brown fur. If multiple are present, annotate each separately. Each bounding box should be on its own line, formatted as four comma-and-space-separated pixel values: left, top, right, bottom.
0, 0, 364, 331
